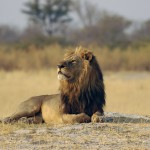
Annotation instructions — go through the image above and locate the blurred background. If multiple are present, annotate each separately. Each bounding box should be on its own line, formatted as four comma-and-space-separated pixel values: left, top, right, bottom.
0, 0, 150, 117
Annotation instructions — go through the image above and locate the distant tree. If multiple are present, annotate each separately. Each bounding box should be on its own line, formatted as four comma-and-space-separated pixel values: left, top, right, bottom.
22, 0, 72, 35
20, 24, 45, 44
131, 20, 150, 43
0, 25, 20, 44
72, 1, 131, 48
95, 14, 131, 48
73, 0, 100, 27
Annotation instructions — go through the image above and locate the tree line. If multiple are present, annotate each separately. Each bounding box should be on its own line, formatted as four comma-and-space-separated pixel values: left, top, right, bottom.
0, 0, 150, 49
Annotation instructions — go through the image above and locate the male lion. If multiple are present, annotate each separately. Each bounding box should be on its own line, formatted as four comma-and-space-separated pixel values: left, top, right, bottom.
2, 47, 105, 124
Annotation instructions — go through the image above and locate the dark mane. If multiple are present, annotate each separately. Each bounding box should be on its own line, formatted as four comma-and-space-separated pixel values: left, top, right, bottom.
60, 50, 105, 116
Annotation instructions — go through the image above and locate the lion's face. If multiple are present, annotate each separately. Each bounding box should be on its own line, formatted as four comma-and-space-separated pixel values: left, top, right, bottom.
57, 55, 83, 82
57, 48, 93, 82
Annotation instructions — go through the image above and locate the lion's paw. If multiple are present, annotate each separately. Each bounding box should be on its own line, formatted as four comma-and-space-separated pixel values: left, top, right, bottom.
77, 113, 91, 123
91, 114, 104, 123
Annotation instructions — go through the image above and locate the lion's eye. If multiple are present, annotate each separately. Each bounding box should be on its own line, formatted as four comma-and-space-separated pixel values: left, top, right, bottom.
71, 60, 76, 63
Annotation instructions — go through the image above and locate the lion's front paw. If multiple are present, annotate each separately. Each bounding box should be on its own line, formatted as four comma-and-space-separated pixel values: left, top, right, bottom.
75, 113, 91, 123
81, 113, 91, 123
91, 114, 104, 123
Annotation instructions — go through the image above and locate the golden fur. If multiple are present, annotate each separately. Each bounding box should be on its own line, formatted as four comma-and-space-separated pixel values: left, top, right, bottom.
2, 47, 105, 124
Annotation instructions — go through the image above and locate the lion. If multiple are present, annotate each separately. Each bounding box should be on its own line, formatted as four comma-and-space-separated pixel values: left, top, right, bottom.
2, 47, 105, 124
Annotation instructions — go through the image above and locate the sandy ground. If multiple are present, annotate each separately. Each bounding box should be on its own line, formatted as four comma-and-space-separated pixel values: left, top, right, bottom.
0, 112, 150, 150
0, 122, 150, 150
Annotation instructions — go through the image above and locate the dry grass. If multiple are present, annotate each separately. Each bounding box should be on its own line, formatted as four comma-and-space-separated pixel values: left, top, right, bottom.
0, 70, 150, 118
0, 44, 64, 71
0, 44, 150, 71
105, 71, 150, 115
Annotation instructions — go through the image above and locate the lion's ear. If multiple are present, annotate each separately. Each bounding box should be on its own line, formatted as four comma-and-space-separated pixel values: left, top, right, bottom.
81, 52, 93, 61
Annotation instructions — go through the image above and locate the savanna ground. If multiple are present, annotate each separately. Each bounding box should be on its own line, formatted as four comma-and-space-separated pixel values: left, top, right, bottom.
0, 70, 150, 149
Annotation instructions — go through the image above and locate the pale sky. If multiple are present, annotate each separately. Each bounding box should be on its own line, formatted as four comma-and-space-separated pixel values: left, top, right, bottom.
0, 0, 150, 30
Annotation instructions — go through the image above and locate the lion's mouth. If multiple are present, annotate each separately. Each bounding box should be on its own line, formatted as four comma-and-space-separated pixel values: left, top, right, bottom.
58, 71, 71, 79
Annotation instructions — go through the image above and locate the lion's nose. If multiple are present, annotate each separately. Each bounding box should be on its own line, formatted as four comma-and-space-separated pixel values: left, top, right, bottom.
57, 64, 65, 69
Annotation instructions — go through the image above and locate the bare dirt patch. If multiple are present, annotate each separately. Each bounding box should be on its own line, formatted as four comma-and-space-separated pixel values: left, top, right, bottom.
0, 122, 150, 150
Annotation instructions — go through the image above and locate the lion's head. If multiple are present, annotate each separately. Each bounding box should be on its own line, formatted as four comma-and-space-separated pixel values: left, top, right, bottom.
57, 47, 105, 116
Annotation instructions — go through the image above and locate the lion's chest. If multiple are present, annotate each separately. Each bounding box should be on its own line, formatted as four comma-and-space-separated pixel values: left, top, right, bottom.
67, 101, 84, 114
61, 94, 94, 116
